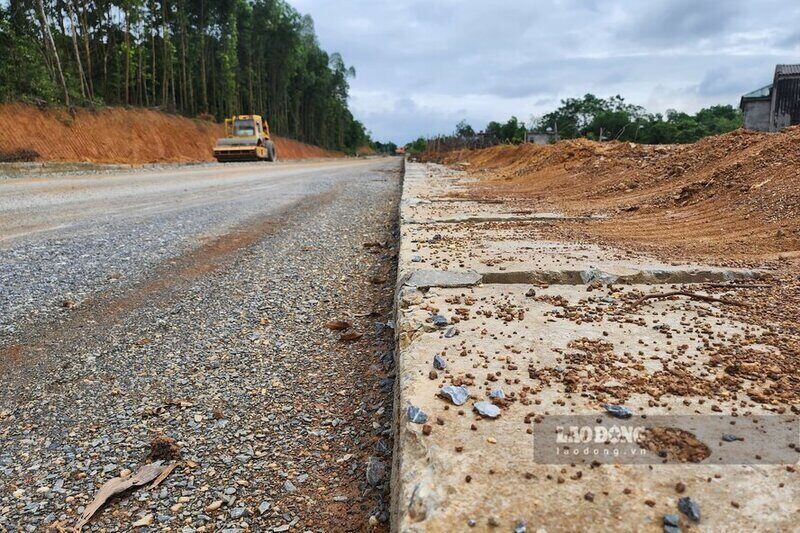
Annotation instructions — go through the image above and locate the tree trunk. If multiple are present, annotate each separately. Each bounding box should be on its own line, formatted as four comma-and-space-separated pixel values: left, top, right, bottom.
102, 9, 112, 99
180, 7, 190, 114
199, 0, 208, 113
248, 61, 254, 114
34, 17, 56, 80
35, 0, 70, 107
76, 1, 94, 100
161, 0, 169, 107
124, 7, 130, 104
150, 4, 157, 106
67, 3, 87, 99
138, 45, 145, 106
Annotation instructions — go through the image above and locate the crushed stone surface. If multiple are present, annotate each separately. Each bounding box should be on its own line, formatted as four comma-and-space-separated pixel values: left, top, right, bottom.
0, 158, 401, 532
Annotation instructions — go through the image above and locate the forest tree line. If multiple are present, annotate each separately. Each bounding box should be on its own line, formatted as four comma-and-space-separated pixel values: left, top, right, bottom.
0, 0, 372, 153
407, 94, 744, 153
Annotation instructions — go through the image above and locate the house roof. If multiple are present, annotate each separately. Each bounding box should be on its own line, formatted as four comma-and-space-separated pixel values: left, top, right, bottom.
742, 84, 773, 99
740, 65, 800, 110
776, 64, 800, 77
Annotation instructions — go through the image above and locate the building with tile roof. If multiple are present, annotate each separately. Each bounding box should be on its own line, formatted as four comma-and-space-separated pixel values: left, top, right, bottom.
740, 64, 800, 132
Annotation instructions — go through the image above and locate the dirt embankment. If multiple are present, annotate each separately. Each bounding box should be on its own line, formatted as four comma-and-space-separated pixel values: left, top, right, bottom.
0, 103, 342, 164
427, 127, 800, 261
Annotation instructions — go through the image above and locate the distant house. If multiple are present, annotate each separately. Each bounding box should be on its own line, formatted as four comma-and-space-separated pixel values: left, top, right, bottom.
740, 64, 800, 132
524, 132, 560, 145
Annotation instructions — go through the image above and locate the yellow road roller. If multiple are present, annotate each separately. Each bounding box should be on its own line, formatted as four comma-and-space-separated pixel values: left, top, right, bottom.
213, 115, 277, 162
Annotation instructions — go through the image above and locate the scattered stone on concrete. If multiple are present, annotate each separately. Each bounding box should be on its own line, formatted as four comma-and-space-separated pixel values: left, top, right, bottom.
602, 403, 633, 419
678, 497, 701, 522
407, 405, 428, 424
431, 314, 449, 327
489, 388, 505, 400
392, 162, 798, 531
439, 385, 469, 406
473, 401, 501, 418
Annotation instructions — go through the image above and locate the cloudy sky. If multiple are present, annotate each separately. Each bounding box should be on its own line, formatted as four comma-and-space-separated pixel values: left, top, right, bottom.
292, 0, 800, 144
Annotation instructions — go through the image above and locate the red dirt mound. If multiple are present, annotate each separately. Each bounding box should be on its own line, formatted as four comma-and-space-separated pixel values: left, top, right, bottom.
427, 128, 800, 260
0, 103, 341, 164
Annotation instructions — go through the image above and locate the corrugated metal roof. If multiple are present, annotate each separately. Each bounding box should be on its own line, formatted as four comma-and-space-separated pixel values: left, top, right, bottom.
776, 64, 800, 76
742, 84, 772, 98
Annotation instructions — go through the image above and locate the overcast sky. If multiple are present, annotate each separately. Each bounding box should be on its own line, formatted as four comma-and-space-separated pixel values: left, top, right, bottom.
292, 0, 800, 144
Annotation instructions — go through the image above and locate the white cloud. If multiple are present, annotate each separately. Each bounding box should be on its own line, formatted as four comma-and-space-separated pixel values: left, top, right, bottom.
293, 0, 800, 143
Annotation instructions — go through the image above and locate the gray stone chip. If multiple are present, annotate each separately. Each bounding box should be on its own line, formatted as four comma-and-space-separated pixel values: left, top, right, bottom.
431, 314, 448, 327
439, 385, 469, 406
473, 401, 500, 418
678, 497, 701, 522
601, 403, 633, 419
407, 405, 428, 424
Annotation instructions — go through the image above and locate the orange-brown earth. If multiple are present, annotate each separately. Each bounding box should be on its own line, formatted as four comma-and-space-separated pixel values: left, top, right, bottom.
0, 103, 342, 164
427, 127, 800, 262
424, 131, 800, 411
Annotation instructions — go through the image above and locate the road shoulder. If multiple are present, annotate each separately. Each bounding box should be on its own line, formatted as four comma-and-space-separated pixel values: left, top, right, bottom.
391, 161, 798, 531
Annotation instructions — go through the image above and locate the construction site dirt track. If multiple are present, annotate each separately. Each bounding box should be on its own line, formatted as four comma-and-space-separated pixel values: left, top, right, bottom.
425, 126, 800, 262
0, 103, 342, 164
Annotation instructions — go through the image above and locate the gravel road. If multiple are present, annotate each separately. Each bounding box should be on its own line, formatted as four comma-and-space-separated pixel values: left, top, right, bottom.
0, 158, 402, 531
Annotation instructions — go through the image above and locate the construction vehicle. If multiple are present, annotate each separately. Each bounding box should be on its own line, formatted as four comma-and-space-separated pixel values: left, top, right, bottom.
213, 115, 277, 162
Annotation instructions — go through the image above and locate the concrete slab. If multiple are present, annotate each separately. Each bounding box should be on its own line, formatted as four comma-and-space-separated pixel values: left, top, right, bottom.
400, 222, 763, 285
404, 269, 482, 289
401, 163, 609, 222
391, 162, 797, 532
393, 283, 798, 531
402, 213, 582, 225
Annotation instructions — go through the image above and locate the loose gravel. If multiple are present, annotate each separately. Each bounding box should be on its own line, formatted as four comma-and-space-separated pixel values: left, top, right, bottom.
0, 158, 401, 532
0, 161, 377, 336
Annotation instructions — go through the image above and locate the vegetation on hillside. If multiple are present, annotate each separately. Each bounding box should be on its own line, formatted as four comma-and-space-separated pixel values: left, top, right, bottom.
0, 0, 371, 153
534, 94, 743, 144
372, 140, 398, 155
407, 94, 743, 154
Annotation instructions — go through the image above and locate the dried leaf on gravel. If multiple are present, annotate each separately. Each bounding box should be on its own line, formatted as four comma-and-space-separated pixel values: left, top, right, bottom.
74, 462, 169, 531
339, 331, 363, 342
325, 319, 351, 331
149, 461, 179, 488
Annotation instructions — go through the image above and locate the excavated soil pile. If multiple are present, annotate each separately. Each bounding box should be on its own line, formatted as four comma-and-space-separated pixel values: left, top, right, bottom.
427, 127, 800, 260
0, 103, 341, 164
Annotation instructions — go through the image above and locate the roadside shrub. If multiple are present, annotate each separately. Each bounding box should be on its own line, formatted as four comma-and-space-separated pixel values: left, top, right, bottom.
0, 148, 40, 162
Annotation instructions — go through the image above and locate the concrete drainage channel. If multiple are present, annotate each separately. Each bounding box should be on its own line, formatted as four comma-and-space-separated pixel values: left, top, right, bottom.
389, 162, 795, 531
